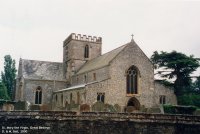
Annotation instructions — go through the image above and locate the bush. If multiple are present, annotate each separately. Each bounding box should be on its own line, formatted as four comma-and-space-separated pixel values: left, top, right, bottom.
175, 105, 196, 115
163, 105, 176, 114
192, 95, 200, 108
14, 101, 28, 110
163, 104, 197, 115
194, 109, 200, 115
178, 94, 200, 108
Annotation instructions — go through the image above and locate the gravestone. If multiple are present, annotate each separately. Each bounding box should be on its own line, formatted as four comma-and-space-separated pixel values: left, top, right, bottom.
114, 104, 121, 112
104, 104, 116, 112
80, 104, 90, 112
126, 106, 136, 113
92, 101, 104, 112
30, 105, 40, 110
14, 101, 28, 110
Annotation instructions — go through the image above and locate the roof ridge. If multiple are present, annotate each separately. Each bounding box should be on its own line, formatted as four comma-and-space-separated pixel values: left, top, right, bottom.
21, 58, 62, 64
76, 43, 129, 74
100, 43, 128, 56
85, 43, 128, 64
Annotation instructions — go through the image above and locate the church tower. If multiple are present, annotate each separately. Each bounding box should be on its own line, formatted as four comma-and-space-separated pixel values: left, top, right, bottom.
63, 33, 102, 82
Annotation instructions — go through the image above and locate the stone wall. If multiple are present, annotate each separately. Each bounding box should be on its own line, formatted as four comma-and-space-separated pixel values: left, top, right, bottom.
52, 88, 85, 111
0, 111, 200, 134
86, 79, 110, 106
18, 79, 67, 110
154, 81, 177, 105
71, 66, 109, 86
53, 64, 111, 111
108, 42, 155, 108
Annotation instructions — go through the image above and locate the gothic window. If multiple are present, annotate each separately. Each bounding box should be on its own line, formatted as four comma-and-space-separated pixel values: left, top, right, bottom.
126, 66, 138, 94
93, 73, 96, 81
35, 86, 42, 104
160, 95, 166, 104
97, 93, 105, 103
84, 45, 89, 58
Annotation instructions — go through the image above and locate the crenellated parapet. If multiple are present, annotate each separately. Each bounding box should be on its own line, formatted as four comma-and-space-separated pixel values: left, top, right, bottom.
64, 33, 102, 46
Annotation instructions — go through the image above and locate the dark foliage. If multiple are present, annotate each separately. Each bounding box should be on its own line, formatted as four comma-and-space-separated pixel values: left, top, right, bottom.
1, 55, 17, 99
151, 51, 200, 96
0, 81, 10, 100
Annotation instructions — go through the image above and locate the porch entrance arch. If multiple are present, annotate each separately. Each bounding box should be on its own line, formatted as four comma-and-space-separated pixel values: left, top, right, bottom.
126, 97, 140, 112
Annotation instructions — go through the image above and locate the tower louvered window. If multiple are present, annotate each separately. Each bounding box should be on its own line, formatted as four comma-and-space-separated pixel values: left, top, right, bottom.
84, 45, 89, 58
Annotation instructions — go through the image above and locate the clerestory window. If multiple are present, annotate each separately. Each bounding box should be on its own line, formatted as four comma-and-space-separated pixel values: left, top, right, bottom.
93, 73, 96, 81
61, 94, 63, 106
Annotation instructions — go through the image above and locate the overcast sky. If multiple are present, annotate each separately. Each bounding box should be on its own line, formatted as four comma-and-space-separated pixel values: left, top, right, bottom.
0, 0, 200, 76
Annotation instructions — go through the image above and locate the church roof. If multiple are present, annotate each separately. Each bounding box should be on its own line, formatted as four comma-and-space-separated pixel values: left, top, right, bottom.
18, 59, 64, 81
77, 44, 127, 74
54, 84, 86, 93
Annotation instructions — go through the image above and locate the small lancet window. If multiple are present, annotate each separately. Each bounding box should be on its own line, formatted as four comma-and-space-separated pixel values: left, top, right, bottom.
84, 75, 87, 83
126, 66, 138, 94
160, 95, 166, 104
93, 73, 96, 81
84, 45, 89, 58
35, 86, 42, 104
97, 93, 105, 103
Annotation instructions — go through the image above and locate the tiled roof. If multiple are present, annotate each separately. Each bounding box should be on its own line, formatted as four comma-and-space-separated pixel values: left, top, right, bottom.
19, 59, 64, 81
77, 44, 127, 74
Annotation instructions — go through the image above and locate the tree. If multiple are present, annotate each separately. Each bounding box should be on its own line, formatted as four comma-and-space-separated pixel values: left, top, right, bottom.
194, 76, 200, 92
151, 51, 200, 96
1, 55, 17, 99
0, 81, 10, 100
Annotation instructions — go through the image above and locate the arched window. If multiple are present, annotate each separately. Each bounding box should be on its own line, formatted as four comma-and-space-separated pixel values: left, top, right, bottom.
35, 86, 42, 104
126, 66, 138, 94
84, 45, 89, 58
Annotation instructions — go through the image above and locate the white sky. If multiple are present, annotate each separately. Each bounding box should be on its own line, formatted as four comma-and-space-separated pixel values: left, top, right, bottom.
0, 0, 200, 76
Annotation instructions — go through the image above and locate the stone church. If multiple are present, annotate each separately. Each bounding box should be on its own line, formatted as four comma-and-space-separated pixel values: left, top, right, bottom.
15, 33, 177, 112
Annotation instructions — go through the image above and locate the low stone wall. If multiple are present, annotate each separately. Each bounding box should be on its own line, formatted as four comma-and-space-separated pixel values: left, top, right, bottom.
0, 111, 200, 134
